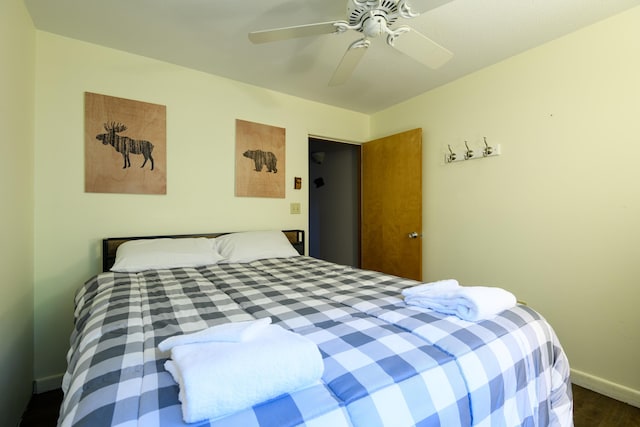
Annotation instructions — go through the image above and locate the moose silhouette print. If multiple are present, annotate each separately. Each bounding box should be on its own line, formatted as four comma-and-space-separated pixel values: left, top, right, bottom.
96, 122, 155, 170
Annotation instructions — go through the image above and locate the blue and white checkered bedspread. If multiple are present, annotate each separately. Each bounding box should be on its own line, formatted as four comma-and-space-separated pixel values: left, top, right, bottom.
59, 256, 572, 426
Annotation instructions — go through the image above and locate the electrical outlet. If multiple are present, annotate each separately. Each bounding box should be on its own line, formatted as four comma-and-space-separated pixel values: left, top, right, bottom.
290, 203, 301, 214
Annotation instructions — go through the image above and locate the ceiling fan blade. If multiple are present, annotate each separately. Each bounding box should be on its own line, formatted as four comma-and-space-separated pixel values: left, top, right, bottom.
390, 27, 453, 69
329, 39, 370, 86
405, 0, 455, 14
249, 21, 343, 44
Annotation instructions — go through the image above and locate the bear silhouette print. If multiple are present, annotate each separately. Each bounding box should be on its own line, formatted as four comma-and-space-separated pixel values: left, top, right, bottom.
243, 149, 278, 173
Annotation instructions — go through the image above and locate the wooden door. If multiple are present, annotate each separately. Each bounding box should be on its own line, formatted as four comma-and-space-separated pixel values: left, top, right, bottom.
361, 128, 422, 280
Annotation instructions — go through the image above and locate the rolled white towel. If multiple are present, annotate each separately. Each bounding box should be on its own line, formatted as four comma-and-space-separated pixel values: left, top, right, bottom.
164, 324, 324, 423
404, 285, 517, 321
401, 279, 460, 298
158, 318, 271, 352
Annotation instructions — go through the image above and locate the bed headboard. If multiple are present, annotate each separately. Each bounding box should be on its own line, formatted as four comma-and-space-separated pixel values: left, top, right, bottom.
102, 229, 305, 272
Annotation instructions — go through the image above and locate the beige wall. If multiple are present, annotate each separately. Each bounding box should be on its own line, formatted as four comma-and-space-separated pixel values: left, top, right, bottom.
0, 0, 36, 423
372, 6, 640, 405
32, 31, 370, 381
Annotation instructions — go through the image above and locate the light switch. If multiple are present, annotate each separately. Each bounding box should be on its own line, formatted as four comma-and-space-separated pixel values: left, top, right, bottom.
290, 203, 301, 214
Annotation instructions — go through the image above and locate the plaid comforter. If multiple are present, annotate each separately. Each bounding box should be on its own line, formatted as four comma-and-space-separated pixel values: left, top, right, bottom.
59, 256, 573, 427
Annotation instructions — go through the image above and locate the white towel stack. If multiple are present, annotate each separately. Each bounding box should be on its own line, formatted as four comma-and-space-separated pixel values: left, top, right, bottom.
402, 279, 517, 321
158, 318, 324, 423
158, 317, 272, 351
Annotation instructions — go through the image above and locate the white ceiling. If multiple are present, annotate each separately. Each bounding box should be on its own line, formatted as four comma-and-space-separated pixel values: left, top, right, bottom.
24, 0, 639, 114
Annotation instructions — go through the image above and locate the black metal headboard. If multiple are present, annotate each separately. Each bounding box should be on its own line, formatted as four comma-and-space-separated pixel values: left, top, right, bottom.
102, 229, 305, 272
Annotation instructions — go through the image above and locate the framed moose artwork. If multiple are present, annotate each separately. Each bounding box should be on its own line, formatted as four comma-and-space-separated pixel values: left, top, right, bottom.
235, 119, 285, 198
84, 92, 166, 194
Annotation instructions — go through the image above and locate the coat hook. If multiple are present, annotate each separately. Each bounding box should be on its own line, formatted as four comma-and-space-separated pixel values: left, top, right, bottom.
483, 137, 493, 157
464, 141, 474, 160
447, 144, 457, 162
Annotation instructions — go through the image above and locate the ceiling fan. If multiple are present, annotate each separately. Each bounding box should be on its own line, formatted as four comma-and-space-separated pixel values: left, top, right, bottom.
249, 0, 454, 86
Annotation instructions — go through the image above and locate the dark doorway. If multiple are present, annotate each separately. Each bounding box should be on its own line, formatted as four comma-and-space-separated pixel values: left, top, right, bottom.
308, 137, 361, 267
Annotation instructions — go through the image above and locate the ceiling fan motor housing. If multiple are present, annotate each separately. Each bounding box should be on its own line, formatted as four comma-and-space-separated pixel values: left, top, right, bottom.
348, 0, 400, 37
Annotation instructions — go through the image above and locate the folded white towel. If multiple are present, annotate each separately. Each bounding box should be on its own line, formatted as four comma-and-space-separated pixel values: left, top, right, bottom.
401, 279, 459, 298
163, 323, 324, 423
404, 282, 516, 321
158, 317, 271, 352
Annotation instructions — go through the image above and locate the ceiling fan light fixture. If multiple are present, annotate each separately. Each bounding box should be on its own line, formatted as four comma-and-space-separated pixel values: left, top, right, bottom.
362, 14, 388, 38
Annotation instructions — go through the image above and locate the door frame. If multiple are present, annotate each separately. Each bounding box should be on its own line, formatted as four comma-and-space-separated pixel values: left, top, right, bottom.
308, 136, 362, 267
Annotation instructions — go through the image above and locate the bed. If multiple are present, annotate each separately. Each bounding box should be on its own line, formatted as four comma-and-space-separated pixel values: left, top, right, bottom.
59, 230, 573, 427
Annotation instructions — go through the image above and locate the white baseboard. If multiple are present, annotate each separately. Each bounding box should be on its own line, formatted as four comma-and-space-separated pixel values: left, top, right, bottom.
571, 368, 640, 408
34, 374, 64, 393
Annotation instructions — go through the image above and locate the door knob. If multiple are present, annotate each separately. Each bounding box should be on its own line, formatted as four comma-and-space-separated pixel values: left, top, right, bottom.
408, 232, 421, 239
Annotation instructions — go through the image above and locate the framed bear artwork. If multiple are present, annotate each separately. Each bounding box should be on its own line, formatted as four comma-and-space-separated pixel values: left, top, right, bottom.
235, 119, 285, 198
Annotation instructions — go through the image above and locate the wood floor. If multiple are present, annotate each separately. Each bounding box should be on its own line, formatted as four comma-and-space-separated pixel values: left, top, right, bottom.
19, 384, 640, 426
572, 385, 640, 426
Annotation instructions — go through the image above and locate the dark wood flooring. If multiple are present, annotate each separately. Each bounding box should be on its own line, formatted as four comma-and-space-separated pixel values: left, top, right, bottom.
572, 385, 640, 426
19, 385, 640, 426
19, 388, 62, 427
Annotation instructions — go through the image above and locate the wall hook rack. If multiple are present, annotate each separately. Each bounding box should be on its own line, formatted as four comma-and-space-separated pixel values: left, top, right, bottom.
445, 137, 501, 164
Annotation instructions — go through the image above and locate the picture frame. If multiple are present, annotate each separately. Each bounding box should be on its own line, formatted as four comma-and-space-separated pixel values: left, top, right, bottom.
85, 92, 166, 195
235, 119, 285, 198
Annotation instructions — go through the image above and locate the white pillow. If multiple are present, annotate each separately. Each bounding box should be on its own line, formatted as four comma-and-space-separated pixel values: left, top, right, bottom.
214, 230, 300, 263
111, 237, 225, 272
